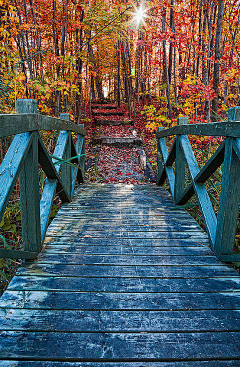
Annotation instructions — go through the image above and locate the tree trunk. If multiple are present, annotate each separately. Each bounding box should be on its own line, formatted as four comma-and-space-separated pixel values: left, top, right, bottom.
212, 0, 224, 119
162, 7, 172, 118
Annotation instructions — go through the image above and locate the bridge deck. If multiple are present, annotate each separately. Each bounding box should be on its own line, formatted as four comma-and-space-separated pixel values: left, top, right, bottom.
1, 184, 240, 365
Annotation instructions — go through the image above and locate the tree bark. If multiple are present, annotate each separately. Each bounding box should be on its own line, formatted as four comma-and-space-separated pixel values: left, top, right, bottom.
212, 0, 224, 119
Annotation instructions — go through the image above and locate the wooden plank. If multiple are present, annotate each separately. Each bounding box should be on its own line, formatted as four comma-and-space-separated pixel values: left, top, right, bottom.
43, 237, 210, 247
156, 154, 166, 186
92, 105, 117, 109
60, 114, 72, 199
38, 135, 70, 202
40, 178, 58, 242
0, 114, 86, 139
214, 138, 240, 258
180, 135, 217, 246
233, 137, 240, 160
155, 121, 240, 139
61, 133, 72, 199
1, 331, 240, 360
15, 264, 236, 278
1, 289, 240, 310
0, 132, 33, 221
158, 137, 175, 196
44, 229, 209, 239
44, 231, 208, 240
174, 137, 185, 202
50, 215, 198, 224
176, 140, 225, 205
7, 276, 240, 293
165, 138, 176, 166
194, 140, 225, 183
19, 131, 41, 253
16, 99, 37, 113
0, 249, 37, 260
47, 222, 201, 232
174, 118, 188, 202
40, 129, 71, 241
33, 254, 221, 266
0, 361, 240, 367
42, 245, 212, 255
175, 183, 195, 205
93, 110, 124, 115
71, 133, 84, 194
2, 308, 240, 332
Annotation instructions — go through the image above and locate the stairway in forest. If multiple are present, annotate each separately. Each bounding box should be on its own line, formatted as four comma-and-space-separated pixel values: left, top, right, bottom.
1, 183, 240, 364
88, 103, 155, 183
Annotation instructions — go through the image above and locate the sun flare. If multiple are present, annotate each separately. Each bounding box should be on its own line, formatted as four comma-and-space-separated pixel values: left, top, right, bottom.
133, 5, 147, 25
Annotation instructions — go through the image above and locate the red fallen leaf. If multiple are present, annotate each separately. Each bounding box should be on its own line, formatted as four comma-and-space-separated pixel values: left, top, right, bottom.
126, 173, 131, 175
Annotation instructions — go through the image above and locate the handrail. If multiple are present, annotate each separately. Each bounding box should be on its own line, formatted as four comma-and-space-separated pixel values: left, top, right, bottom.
0, 99, 86, 260
0, 114, 86, 139
156, 107, 240, 262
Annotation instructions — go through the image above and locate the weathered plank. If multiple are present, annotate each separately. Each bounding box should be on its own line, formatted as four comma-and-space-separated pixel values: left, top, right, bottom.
2, 308, 240, 332
43, 237, 210, 246
0, 361, 240, 367
0, 132, 33, 221
155, 121, 240, 139
214, 138, 240, 259
33, 254, 221, 265
0, 113, 86, 139
44, 230, 209, 239
7, 276, 240, 293
0, 362, 240, 367
12, 263, 237, 278
42, 244, 212, 255
19, 131, 41, 252
180, 135, 217, 246
1, 331, 240, 360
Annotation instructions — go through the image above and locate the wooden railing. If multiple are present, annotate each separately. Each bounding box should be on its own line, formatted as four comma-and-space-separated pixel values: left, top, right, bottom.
0, 99, 86, 260
156, 107, 240, 262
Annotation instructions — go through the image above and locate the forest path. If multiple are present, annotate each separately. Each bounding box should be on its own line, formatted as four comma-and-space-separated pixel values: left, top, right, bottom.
87, 103, 155, 184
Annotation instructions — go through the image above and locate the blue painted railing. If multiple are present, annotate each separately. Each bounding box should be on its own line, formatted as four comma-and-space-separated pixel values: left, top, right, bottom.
0, 99, 86, 259
156, 107, 240, 262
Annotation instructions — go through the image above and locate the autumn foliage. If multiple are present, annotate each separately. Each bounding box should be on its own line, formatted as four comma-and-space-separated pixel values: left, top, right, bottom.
0, 0, 239, 128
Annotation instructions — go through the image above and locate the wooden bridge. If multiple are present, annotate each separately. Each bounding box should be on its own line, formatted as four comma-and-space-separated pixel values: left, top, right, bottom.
0, 100, 240, 365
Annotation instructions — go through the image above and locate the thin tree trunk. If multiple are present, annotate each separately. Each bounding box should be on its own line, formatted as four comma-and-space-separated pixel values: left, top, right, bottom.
212, 0, 224, 119
162, 7, 172, 118
117, 40, 121, 107
168, 0, 175, 84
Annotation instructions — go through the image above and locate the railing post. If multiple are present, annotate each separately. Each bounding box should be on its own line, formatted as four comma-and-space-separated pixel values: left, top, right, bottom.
174, 117, 188, 203
17, 99, 41, 253
79, 124, 85, 181
60, 113, 72, 200
156, 127, 166, 186
214, 107, 240, 259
